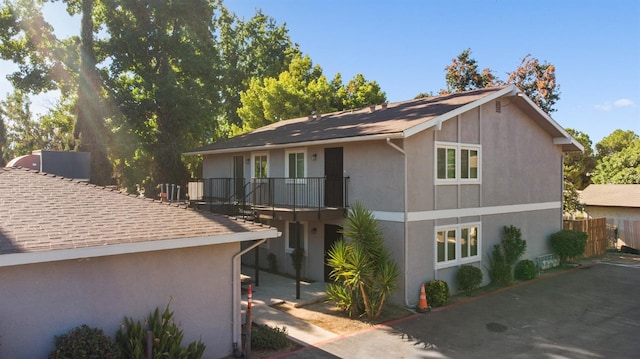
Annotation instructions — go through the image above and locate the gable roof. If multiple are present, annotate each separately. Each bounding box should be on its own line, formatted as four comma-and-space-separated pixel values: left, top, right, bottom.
0, 167, 278, 267
580, 184, 640, 208
186, 84, 582, 155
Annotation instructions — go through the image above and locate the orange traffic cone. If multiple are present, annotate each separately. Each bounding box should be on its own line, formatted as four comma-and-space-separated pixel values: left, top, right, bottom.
417, 283, 431, 313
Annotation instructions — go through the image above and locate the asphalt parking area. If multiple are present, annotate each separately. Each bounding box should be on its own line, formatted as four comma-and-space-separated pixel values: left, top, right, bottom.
281, 263, 640, 358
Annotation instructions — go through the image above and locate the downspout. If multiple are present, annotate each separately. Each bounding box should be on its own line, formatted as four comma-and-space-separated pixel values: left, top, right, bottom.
386, 138, 410, 307
232, 238, 267, 350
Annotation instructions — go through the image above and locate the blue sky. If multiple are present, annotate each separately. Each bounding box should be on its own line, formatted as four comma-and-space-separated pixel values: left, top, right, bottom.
2, 0, 639, 145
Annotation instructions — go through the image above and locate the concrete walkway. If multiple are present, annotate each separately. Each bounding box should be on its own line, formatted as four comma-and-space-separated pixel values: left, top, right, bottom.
241, 267, 338, 345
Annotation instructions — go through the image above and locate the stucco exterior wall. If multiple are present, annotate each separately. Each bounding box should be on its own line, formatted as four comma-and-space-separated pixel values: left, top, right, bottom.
0, 244, 238, 359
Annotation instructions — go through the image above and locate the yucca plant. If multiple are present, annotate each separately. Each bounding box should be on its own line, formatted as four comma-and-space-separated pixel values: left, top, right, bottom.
326, 202, 399, 320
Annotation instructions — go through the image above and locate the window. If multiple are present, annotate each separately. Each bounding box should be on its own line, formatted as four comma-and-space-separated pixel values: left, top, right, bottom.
285, 149, 306, 183
253, 153, 268, 179
435, 223, 481, 269
286, 222, 306, 254
435, 142, 481, 183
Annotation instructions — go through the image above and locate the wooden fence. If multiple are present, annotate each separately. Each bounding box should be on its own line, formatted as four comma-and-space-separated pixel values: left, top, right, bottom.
563, 217, 608, 257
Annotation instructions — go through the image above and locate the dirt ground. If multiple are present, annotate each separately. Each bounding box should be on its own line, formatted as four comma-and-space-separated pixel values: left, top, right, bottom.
248, 251, 639, 358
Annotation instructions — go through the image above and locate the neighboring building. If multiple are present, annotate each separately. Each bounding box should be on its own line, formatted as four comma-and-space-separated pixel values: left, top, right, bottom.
0, 167, 279, 359
185, 85, 583, 307
580, 184, 640, 249
7, 150, 91, 180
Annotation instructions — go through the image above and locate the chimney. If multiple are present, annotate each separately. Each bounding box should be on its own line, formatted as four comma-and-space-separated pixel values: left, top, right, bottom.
369, 105, 376, 113
381, 103, 388, 110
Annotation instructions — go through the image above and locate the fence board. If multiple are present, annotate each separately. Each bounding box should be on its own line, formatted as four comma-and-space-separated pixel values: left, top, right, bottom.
563, 218, 608, 257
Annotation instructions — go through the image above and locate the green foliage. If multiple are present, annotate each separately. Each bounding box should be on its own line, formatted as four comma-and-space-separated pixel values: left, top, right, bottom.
251, 324, 289, 350
455, 265, 483, 295
514, 259, 537, 281
49, 324, 120, 359
486, 226, 527, 286
425, 280, 450, 307
550, 230, 587, 264
327, 202, 399, 320
591, 134, 640, 184
116, 304, 205, 359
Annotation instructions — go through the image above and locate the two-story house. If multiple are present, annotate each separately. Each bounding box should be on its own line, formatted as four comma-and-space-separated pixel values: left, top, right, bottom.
185, 85, 583, 307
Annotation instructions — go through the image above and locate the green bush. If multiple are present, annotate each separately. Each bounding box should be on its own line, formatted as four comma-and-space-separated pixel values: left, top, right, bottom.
116, 304, 205, 359
550, 230, 587, 264
251, 324, 289, 350
456, 265, 483, 295
49, 325, 120, 359
425, 280, 450, 307
486, 225, 527, 286
514, 259, 537, 281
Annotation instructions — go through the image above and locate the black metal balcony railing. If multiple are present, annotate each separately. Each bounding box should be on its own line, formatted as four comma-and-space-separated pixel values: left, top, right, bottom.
188, 177, 349, 217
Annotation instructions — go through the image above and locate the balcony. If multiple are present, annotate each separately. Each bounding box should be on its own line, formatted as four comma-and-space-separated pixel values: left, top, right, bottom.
188, 177, 349, 222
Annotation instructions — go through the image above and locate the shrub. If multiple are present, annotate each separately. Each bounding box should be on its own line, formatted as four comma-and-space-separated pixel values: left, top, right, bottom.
116, 303, 205, 359
486, 225, 527, 286
49, 325, 120, 359
456, 265, 483, 295
425, 280, 450, 307
514, 259, 537, 281
251, 324, 289, 350
550, 230, 587, 264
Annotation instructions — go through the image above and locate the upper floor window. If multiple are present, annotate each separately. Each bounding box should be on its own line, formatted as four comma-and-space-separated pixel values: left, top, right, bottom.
285, 149, 306, 179
253, 153, 268, 179
435, 142, 481, 184
435, 223, 481, 269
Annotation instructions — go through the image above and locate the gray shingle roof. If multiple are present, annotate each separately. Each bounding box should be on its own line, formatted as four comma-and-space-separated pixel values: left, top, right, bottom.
580, 184, 640, 208
187, 86, 509, 154
0, 167, 276, 257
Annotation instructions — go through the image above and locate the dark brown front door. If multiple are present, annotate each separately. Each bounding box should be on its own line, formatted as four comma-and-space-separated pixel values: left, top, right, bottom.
324, 147, 343, 207
324, 224, 343, 282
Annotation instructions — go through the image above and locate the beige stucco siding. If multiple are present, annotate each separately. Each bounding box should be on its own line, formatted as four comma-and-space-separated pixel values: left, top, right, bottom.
0, 244, 238, 359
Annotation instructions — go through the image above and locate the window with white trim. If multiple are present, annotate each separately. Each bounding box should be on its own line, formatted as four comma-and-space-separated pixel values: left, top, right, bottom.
253, 153, 268, 179
435, 223, 481, 269
285, 149, 306, 182
435, 142, 481, 183
285, 222, 307, 254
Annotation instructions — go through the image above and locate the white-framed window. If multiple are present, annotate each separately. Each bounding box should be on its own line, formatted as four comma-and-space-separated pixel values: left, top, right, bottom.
435, 142, 481, 184
285, 148, 306, 183
252, 152, 268, 179
285, 221, 307, 255
435, 223, 481, 269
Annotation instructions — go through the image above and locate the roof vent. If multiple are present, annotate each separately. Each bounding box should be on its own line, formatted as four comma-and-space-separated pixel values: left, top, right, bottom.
369, 105, 376, 113
381, 103, 388, 110
495, 100, 502, 113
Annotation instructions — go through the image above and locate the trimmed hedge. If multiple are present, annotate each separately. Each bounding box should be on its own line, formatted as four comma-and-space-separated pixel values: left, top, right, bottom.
514, 259, 537, 281
425, 280, 450, 307
456, 265, 483, 295
550, 230, 587, 264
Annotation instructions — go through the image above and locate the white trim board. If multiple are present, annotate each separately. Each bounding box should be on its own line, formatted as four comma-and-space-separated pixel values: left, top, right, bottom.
373, 202, 561, 223
0, 229, 280, 268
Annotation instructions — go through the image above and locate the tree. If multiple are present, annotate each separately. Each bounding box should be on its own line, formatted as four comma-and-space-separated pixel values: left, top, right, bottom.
444, 48, 498, 93
326, 202, 399, 320
100, 0, 221, 194
595, 129, 638, 158
507, 54, 559, 113
237, 55, 335, 131
72, 0, 112, 185
591, 134, 640, 184
564, 128, 596, 190
216, 6, 300, 131
338, 73, 386, 110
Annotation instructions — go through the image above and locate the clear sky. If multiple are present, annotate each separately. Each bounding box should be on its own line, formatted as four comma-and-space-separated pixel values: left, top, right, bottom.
2, 0, 639, 146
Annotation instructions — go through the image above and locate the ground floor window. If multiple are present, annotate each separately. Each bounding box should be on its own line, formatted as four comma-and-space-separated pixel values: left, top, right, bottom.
435, 223, 481, 269
286, 221, 307, 255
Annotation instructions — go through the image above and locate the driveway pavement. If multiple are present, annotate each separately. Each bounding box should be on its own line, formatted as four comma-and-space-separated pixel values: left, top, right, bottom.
279, 263, 640, 358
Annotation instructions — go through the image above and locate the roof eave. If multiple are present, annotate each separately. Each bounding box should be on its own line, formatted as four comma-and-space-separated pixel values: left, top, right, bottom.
0, 229, 280, 268
183, 132, 405, 156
